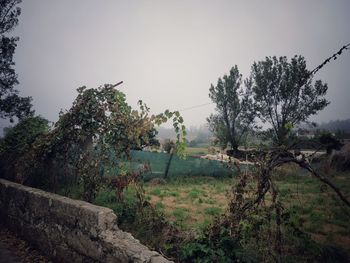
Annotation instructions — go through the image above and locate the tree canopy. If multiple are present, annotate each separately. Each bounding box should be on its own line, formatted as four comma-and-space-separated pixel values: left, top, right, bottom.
0, 0, 33, 121
0, 116, 48, 179
1, 83, 186, 200
250, 55, 329, 144
207, 66, 256, 151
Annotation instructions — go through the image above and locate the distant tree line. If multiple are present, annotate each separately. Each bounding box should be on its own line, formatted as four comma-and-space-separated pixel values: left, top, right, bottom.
317, 119, 350, 134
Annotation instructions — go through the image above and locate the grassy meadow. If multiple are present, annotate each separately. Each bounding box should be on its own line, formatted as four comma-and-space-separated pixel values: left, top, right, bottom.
142, 168, 350, 254
144, 176, 230, 230
60, 157, 350, 260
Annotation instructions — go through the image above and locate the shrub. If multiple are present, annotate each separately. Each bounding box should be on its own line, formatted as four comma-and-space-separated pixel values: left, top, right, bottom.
0, 116, 49, 182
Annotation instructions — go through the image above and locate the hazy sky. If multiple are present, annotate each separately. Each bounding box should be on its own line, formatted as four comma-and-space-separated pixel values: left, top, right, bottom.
2, 0, 350, 130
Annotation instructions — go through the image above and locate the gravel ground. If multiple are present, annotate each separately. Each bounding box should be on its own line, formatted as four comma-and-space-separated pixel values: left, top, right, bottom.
0, 224, 51, 263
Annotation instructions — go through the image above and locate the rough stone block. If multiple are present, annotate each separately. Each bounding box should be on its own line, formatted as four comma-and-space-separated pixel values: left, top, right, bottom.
0, 179, 172, 263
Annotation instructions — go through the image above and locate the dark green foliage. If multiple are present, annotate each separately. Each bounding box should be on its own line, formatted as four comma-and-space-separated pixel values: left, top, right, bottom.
207, 66, 256, 151
250, 55, 329, 145
94, 185, 182, 254
180, 226, 256, 263
0, 116, 49, 180
318, 132, 343, 155
331, 153, 350, 171
0, 0, 33, 121
0, 116, 48, 152
4, 85, 186, 199
95, 188, 140, 225
0, 0, 21, 34
131, 127, 160, 150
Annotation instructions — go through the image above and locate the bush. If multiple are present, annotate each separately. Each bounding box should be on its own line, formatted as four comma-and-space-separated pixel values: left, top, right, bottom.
180, 226, 254, 263
0, 116, 49, 181
331, 144, 350, 171
94, 187, 139, 225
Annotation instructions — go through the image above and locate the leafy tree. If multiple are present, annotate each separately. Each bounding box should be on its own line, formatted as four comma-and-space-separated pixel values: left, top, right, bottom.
0, 116, 48, 179
7, 84, 186, 200
207, 66, 255, 152
0, 0, 33, 121
250, 56, 329, 145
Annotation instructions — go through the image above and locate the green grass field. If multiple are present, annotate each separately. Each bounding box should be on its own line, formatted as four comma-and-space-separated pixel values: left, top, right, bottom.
143, 169, 350, 254
61, 158, 350, 260
144, 176, 230, 230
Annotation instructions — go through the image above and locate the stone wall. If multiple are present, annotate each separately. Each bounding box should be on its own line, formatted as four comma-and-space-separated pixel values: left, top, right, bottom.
0, 179, 171, 263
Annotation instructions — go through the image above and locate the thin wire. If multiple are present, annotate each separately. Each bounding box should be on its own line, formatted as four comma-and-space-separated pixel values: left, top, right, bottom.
176, 44, 350, 114
178, 102, 214, 112
2, 44, 349, 130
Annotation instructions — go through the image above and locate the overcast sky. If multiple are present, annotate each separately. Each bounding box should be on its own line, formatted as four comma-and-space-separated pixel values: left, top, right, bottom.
2, 0, 350, 131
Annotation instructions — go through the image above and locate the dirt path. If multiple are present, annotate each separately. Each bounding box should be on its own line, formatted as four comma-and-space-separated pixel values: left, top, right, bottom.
0, 224, 51, 263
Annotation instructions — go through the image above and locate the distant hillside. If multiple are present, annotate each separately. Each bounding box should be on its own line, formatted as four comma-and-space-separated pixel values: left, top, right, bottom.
318, 119, 350, 133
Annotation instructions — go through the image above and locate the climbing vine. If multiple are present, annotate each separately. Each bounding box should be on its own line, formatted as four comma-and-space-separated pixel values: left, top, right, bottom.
10, 83, 186, 201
